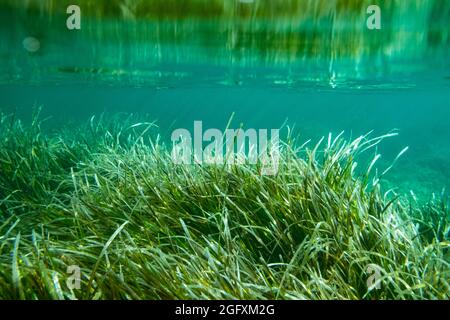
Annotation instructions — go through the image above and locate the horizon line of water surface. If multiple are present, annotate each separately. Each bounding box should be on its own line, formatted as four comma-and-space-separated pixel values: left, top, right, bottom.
0, 0, 448, 88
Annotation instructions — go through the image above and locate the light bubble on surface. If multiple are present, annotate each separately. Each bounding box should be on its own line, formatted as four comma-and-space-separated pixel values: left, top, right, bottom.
23, 37, 40, 53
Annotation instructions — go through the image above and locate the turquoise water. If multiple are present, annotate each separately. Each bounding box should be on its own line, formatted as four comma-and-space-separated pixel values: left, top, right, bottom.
1, 1, 449, 200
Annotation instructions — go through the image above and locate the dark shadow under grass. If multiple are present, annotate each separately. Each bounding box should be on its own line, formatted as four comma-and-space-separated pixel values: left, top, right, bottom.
0, 112, 448, 299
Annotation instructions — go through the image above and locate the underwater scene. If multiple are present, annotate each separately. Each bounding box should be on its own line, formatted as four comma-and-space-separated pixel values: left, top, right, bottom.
0, 0, 448, 300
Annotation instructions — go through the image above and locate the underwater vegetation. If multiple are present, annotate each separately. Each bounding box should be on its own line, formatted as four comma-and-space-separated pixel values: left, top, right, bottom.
0, 0, 448, 302
0, 112, 448, 299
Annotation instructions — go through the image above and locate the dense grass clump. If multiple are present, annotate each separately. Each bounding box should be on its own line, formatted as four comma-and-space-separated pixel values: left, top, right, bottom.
0, 113, 448, 300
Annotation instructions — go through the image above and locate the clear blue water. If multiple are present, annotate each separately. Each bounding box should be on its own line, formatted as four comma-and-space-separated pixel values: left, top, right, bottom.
0, 2, 449, 200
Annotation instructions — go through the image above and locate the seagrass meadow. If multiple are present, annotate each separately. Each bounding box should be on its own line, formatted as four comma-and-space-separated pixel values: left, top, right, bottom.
0, 0, 449, 300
